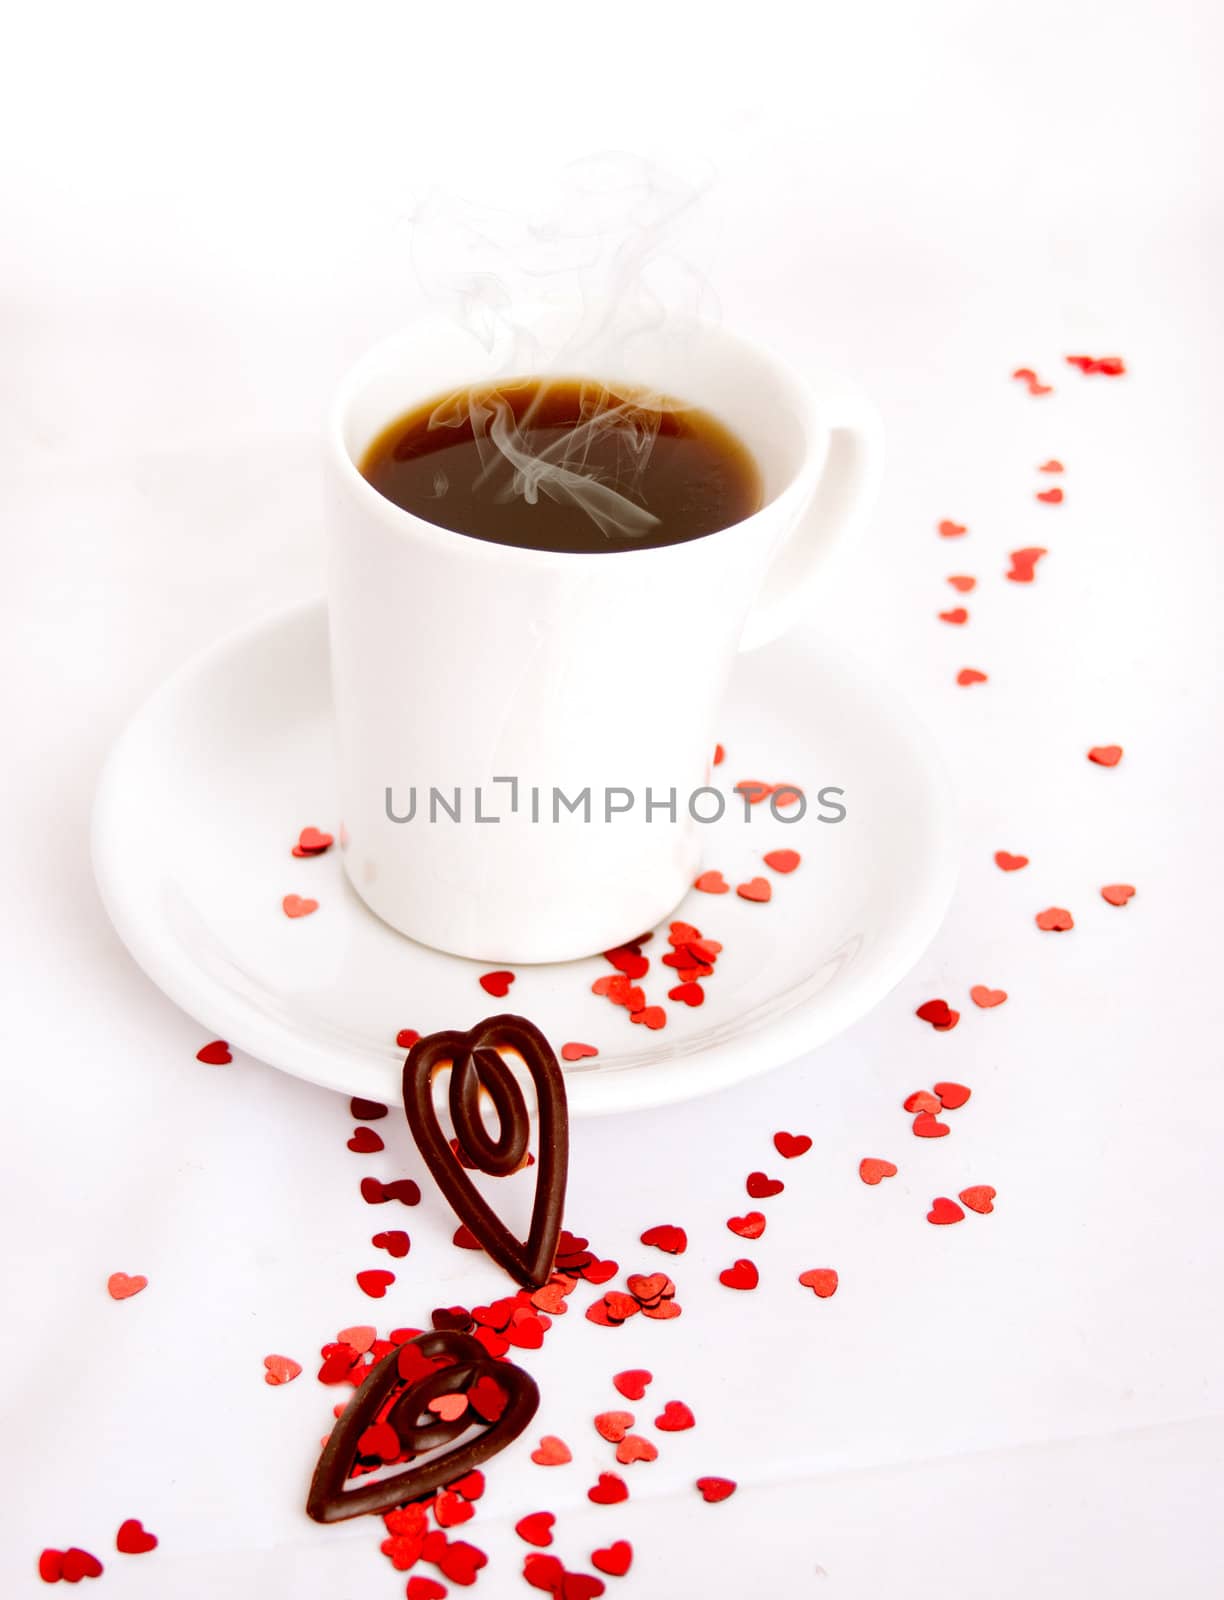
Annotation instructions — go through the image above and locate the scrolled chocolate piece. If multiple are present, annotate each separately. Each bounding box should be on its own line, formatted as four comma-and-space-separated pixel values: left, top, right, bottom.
402, 1014, 568, 1289
306, 1329, 539, 1523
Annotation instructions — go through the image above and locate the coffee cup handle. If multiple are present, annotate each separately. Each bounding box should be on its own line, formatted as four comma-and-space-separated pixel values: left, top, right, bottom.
739, 386, 885, 652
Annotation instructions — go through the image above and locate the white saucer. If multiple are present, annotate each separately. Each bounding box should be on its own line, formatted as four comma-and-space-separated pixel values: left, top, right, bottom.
92, 601, 956, 1117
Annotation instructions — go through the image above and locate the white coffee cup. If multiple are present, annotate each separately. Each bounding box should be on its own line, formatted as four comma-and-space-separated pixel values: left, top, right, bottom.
325, 314, 883, 963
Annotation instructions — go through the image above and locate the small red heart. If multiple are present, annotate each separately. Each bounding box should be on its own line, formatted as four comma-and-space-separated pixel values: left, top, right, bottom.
516, 1512, 556, 1547
479, 970, 515, 997
587, 1472, 629, 1505
1039, 459, 1064, 473
351, 1096, 388, 1120
1036, 487, 1063, 503
292, 826, 334, 856
1101, 883, 1136, 906
798, 1268, 839, 1298
559, 1573, 605, 1600
915, 999, 959, 1030
763, 849, 801, 874
61, 1549, 104, 1582
927, 1197, 965, 1225
938, 519, 967, 537
655, 1400, 695, 1431
355, 1269, 395, 1298
773, 1131, 811, 1159
727, 1211, 766, 1238
970, 985, 1007, 1008
695, 1476, 737, 1503
195, 1039, 231, 1065
616, 1434, 658, 1465
263, 1353, 302, 1385
959, 1185, 997, 1214
912, 1112, 950, 1138
640, 1224, 687, 1255
107, 1272, 147, 1300
858, 1158, 897, 1186
436, 1541, 488, 1586
934, 1081, 971, 1110
947, 575, 976, 592
1036, 906, 1074, 931
434, 1490, 475, 1528
736, 876, 772, 903
594, 1410, 634, 1442
407, 1579, 448, 1600
667, 982, 705, 1007
612, 1369, 652, 1400
531, 1435, 573, 1466
115, 1519, 157, 1556
994, 850, 1029, 871
561, 1041, 598, 1061
745, 1171, 784, 1199
282, 894, 318, 918
372, 1230, 411, 1258
396, 1028, 421, 1049
338, 1324, 376, 1352
347, 1126, 384, 1154
904, 1089, 942, 1115
629, 1005, 667, 1029
605, 946, 649, 979
1005, 546, 1047, 583
428, 1392, 469, 1422
938, 607, 969, 624
694, 869, 729, 894
734, 780, 773, 805
39, 1549, 66, 1582
719, 1258, 759, 1290
956, 668, 988, 686
591, 1540, 633, 1577
1088, 745, 1123, 767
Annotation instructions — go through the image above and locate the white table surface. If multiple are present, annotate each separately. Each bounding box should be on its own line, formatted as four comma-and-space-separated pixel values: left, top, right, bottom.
3, 1, 1222, 1594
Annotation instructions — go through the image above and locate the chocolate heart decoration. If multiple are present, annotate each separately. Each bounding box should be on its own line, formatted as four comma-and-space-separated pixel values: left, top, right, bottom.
306, 1330, 539, 1523
402, 1014, 568, 1289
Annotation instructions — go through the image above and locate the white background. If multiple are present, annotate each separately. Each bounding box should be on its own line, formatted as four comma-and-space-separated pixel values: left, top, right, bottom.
3, 1, 1222, 1595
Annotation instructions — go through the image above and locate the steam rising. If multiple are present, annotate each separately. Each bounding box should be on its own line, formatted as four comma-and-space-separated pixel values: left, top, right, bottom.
408, 156, 715, 540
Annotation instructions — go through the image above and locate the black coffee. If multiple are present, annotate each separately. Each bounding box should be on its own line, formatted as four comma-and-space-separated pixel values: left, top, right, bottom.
358, 376, 763, 554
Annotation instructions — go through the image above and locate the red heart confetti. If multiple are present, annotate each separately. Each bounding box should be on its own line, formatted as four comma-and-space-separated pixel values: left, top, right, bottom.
995, 850, 1029, 871
934, 1081, 972, 1110
561, 1042, 599, 1061
927, 1197, 965, 1225
195, 1039, 231, 1065
733, 780, 773, 805
594, 1410, 634, 1442
858, 1158, 897, 1185
613, 1370, 652, 1400
615, 1434, 658, 1466
938, 519, 967, 537
396, 1028, 421, 1049
1101, 883, 1136, 906
355, 1269, 395, 1298
428, 1392, 469, 1422
434, 1491, 474, 1527
347, 1126, 385, 1154
1036, 487, 1063, 504
629, 1005, 667, 1029
282, 894, 318, 918
479, 970, 515, 997
959, 1185, 997, 1214
591, 1541, 633, 1577
60, 1549, 104, 1582
1006, 546, 1047, 583
351, 1096, 388, 1120
407, 1580, 448, 1600
713, 743, 725, 765
640, 1224, 687, 1255
107, 1272, 147, 1300
938, 606, 969, 624
1039, 459, 1064, 473
434, 1540, 488, 1586
798, 1268, 839, 1298
745, 1171, 784, 1199
912, 1112, 950, 1139
773, 1131, 811, 1158
947, 575, 976, 592
337, 1324, 376, 1352
1066, 354, 1126, 375
655, 1400, 695, 1431
956, 668, 988, 686
915, 999, 959, 1031
969, 985, 1007, 1008
1088, 745, 1123, 767
263, 1353, 302, 1385
1011, 366, 1053, 395
516, 1512, 556, 1547
115, 1520, 157, 1555
694, 869, 729, 894
904, 1090, 942, 1115
292, 826, 334, 856
588, 1473, 629, 1505
39, 1551, 64, 1583
531, 1435, 573, 1466
667, 982, 705, 1007
1036, 907, 1074, 931
736, 876, 772, 903
719, 1258, 759, 1291
727, 1211, 766, 1238
695, 1477, 737, 1503
372, 1230, 411, 1257
763, 849, 801, 874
